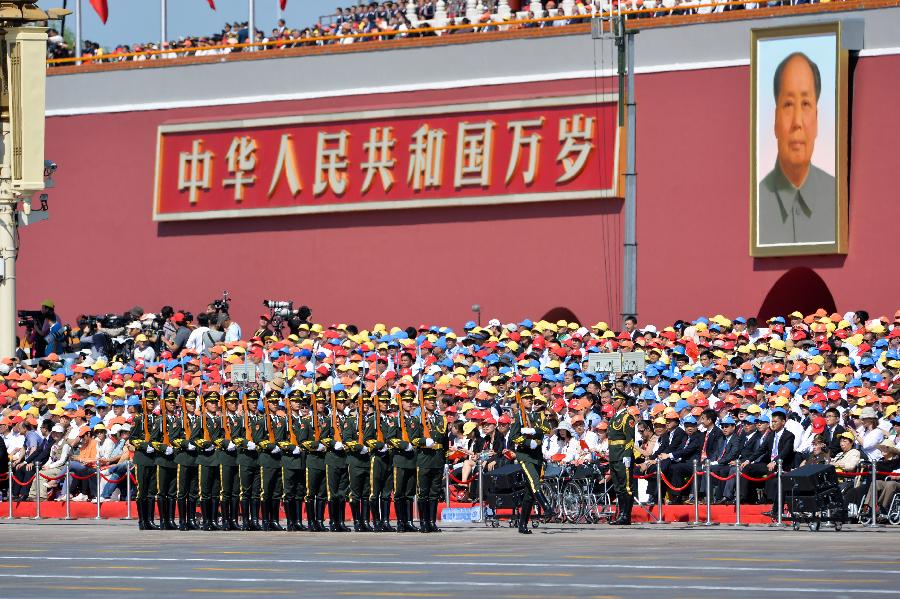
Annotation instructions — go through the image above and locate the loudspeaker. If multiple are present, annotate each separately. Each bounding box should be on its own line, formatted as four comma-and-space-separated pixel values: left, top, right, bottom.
783, 463, 838, 494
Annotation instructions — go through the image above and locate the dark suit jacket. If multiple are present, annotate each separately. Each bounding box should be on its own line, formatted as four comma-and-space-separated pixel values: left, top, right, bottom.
748, 431, 772, 463
757, 429, 796, 469
700, 427, 725, 462
824, 424, 846, 456
670, 430, 704, 463
0, 436, 7, 474
717, 432, 744, 465
474, 432, 505, 455
654, 427, 686, 459
737, 431, 759, 460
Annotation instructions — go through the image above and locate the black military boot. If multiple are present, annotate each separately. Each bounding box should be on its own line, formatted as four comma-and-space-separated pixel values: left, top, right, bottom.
250, 499, 263, 531
337, 499, 352, 532
518, 497, 534, 534
240, 499, 252, 531
260, 499, 272, 531
209, 499, 221, 531
350, 500, 363, 532
380, 498, 395, 532
219, 499, 233, 531
394, 498, 408, 533
230, 498, 241, 530
137, 497, 148, 530
188, 499, 201, 530
429, 500, 442, 533
405, 498, 420, 532
361, 499, 374, 532
284, 499, 296, 531
294, 498, 306, 531
316, 497, 328, 532
535, 490, 554, 517
168, 498, 179, 530
370, 498, 383, 532
328, 499, 341, 532
418, 499, 430, 533
610, 494, 632, 525
269, 499, 285, 531
178, 498, 189, 531
306, 499, 320, 531
146, 498, 160, 530
158, 497, 175, 530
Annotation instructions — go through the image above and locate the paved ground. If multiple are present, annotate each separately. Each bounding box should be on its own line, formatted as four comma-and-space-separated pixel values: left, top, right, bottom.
0, 520, 898, 598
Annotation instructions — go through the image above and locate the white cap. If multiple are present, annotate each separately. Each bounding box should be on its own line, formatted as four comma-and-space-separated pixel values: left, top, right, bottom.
109, 424, 122, 434
487, 318, 501, 328
51, 424, 65, 433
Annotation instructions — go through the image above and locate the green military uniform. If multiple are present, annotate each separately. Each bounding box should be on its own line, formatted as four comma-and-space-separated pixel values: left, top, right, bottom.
172, 390, 202, 531
413, 388, 448, 534
259, 391, 287, 531
368, 390, 395, 532
130, 390, 159, 530
218, 393, 243, 531
390, 389, 420, 533
281, 390, 309, 531
304, 389, 330, 532
607, 397, 636, 525
196, 391, 222, 531
343, 395, 373, 532
236, 390, 264, 531
509, 387, 553, 534
153, 391, 180, 530
324, 389, 351, 532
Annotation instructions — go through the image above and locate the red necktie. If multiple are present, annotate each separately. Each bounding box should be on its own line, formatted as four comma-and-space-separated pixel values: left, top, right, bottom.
701, 432, 709, 461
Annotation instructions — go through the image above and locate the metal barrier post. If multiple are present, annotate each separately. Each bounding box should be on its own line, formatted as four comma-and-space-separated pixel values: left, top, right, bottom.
31, 473, 41, 520
733, 461, 747, 527
444, 464, 450, 508
770, 459, 785, 528
6, 465, 13, 520
474, 461, 484, 522
63, 463, 74, 520
94, 465, 102, 520
704, 460, 717, 526
868, 461, 881, 528
651, 466, 665, 524
121, 462, 133, 521
691, 460, 700, 524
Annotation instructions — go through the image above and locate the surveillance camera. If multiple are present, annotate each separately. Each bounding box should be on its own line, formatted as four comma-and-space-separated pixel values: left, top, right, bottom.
471, 304, 480, 312
44, 160, 58, 174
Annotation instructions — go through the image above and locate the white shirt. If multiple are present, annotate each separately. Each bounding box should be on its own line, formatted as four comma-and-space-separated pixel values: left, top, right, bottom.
185, 326, 210, 353
225, 321, 242, 343
783, 418, 805, 451
134, 345, 156, 362
861, 427, 885, 461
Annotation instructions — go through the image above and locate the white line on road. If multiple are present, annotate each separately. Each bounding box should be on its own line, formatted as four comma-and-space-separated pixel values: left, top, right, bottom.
0, 555, 898, 577
0, 573, 895, 595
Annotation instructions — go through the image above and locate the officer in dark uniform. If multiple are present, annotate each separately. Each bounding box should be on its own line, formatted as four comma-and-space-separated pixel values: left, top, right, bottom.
509, 386, 553, 534
281, 389, 309, 531
218, 390, 242, 531
154, 390, 179, 530
173, 389, 201, 531
343, 391, 373, 532
130, 389, 159, 530
236, 390, 264, 531
304, 387, 329, 532
368, 389, 395, 532
259, 390, 286, 531
607, 392, 636, 525
413, 387, 448, 533
324, 388, 351, 532
390, 389, 420, 532
196, 390, 222, 531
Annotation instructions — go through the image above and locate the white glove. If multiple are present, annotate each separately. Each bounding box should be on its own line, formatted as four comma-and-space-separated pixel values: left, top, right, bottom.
343, 407, 351, 416
710, 460, 719, 466
165, 445, 174, 456
528, 440, 538, 449
187, 443, 196, 451
292, 447, 301, 455
145, 445, 154, 455
378, 445, 388, 454
271, 446, 281, 454
360, 446, 369, 454
404, 443, 413, 452
425, 438, 435, 448
623, 457, 631, 468
316, 443, 326, 452
227, 441, 237, 452
521, 427, 536, 435
334, 442, 344, 451
247, 441, 257, 451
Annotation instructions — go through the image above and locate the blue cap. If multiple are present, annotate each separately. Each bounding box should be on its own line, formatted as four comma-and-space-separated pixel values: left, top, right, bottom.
630, 376, 644, 386
682, 415, 698, 425
808, 403, 823, 413
95, 400, 109, 409
734, 317, 746, 324
572, 387, 586, 398
658, 380, 671, 390
744, 415, 757, 424
716, 381, 731, 392
519, 319, 533, 329
771, 407, 787, 416
89, 416, 102, 427
674, 399, 691, 412
697, 380, 712, 391
645, 366, 659, 377
721, 416, 736, 425
464, 321, 476, 330
758, 414, 771, 423
742, 373, 757, 384
640, 390, 656, 401
112, 399, 125, 407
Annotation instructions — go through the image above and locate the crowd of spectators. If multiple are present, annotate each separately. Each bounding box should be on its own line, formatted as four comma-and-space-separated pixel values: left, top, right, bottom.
45, 0, 824, 64
2, 305, 900, 522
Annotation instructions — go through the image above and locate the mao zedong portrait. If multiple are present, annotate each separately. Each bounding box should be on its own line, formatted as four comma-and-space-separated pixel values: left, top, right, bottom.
758, 52, 836, 246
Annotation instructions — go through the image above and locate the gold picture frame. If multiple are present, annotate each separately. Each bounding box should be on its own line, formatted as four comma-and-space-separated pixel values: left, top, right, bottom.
750, 22, 849, 257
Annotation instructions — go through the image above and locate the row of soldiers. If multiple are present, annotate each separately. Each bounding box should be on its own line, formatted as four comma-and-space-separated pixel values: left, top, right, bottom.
129, 385, 450, 533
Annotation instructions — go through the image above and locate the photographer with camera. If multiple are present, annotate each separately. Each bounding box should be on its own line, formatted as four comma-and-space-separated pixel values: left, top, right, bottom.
163, 312, 191, 357
19, 299, 64, 359
221, 313, 241, 342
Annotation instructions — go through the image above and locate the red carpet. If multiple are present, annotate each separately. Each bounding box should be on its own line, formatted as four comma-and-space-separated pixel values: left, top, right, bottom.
0, 500, 776, 524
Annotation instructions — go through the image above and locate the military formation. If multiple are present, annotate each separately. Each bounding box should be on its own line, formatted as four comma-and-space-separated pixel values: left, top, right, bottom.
130, 383, 453, 533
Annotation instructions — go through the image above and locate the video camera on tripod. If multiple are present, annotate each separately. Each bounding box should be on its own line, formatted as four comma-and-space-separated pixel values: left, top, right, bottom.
209, 290, 232, 314
262, 300, 312, 334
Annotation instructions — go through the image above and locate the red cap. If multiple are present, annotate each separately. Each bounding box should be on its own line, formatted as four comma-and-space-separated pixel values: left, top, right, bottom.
811, 416, 826, 434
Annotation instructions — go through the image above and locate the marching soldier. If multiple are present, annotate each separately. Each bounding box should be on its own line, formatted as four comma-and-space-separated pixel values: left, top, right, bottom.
173, 389, 201, 531
154, 390, 179, 530
281, 389, 309, 531
413, 387, 448, 533
196, 390, 223, 531
368, 389, 395, 532
236, 389, 264, 531
391, 389, 420, 533
607, 392, 636, 525
509, 386, 553, 534
303, 387, 329, 532
324, 388, 351, 532
218, 390, 243, 531
343, 390, 373, 532
130, 389, 159, 530
259, 390, 286, 531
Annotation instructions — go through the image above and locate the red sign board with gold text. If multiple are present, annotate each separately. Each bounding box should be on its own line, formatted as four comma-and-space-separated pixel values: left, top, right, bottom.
153, 95, 620, 221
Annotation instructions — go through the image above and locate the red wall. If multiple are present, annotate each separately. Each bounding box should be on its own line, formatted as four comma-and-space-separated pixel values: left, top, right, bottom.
20, 56, 900, 334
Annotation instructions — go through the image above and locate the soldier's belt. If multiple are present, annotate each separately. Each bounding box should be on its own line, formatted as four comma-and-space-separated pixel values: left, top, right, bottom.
608, 440, 634, 448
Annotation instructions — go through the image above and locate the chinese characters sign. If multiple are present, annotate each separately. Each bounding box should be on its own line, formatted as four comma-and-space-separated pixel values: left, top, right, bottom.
154, 95, 620, 221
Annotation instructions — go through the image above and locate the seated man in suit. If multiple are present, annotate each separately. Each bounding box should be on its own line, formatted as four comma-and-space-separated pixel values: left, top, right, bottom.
746, 409, 796, 503
656, 416, 703, 503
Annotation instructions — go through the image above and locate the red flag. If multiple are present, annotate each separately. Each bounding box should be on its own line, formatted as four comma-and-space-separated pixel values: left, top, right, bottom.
208, 0, 216, 8
90, 0, 108, 24
280, 0, 287, 9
